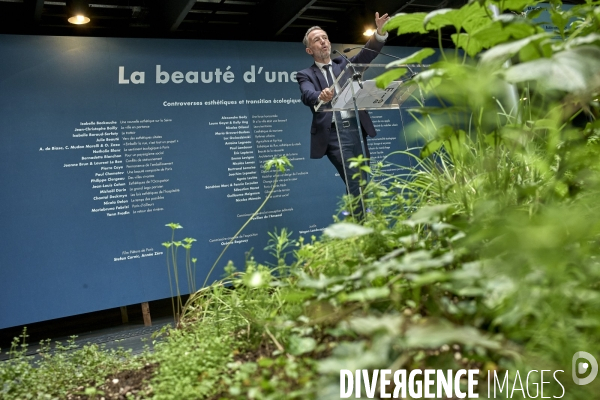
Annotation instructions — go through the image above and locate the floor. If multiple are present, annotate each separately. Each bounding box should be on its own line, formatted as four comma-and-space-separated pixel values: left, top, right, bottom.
0, 299, 180, 362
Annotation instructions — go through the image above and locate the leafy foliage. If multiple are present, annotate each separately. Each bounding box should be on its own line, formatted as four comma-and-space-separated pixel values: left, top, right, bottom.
4, 0, 600, 398
0, 329, 144, 399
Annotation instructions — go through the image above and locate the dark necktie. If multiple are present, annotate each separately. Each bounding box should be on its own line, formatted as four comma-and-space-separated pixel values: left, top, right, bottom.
322, 64, 334, 87
322, 64, 350, 118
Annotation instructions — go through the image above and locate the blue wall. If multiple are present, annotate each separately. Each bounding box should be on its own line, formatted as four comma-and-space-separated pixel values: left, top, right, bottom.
0, 35, 421, 329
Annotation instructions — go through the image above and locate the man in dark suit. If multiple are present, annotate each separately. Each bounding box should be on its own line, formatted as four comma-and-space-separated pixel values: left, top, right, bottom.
296, 13, 390, 216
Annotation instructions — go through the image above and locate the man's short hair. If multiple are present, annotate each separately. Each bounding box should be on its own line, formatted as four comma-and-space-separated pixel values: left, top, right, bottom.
303, 26, 325, 47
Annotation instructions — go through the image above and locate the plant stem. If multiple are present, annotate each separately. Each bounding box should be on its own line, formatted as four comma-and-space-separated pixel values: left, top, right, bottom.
202, 169, 282, 289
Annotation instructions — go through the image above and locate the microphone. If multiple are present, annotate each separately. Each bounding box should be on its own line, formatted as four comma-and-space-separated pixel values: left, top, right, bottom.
343, 46, 417, 76
343, 46, 402, 60
332, 49, 363, 89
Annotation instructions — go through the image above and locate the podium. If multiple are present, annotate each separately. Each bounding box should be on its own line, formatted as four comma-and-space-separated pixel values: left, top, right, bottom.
314, 63, 423, 217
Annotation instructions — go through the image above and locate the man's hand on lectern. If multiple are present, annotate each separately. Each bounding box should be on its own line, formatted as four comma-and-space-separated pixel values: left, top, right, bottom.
319, 87, 334, 103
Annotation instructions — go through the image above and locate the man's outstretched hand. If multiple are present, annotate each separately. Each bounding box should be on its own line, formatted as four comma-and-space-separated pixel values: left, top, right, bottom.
375, 12, 390, 36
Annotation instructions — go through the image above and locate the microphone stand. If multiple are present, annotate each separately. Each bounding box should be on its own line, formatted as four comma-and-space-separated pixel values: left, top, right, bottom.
343, 46, 417, 77
331, 50, 368, 218
333, 49, 363, 89
313, 50, 365, 110
343, 46, 402, 60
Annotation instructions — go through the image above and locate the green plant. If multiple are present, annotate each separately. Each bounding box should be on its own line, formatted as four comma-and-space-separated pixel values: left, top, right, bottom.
0, 328, 143, 399
200, 155, 293, 289
265, 227, 297, 269
160, 156, 293, 325
163, 1, 600, 397
162, 222, 187, 323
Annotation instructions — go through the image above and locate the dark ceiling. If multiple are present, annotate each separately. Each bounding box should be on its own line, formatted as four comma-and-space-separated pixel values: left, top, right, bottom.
0, 0, 467, 47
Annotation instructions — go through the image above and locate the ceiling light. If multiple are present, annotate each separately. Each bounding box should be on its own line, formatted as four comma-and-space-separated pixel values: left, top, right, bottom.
68, 14, 90, 24
363, 28, 375, 36
67, 0, 90, 25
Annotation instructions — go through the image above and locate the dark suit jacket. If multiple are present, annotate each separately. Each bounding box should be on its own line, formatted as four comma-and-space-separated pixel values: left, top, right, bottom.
296, 37, 385, 159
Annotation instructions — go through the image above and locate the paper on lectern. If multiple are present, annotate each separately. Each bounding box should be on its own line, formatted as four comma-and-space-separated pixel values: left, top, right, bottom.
332, 80, 400, 109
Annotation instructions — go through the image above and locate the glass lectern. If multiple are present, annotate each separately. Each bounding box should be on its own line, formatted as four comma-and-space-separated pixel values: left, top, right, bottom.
314, 63, 424, 217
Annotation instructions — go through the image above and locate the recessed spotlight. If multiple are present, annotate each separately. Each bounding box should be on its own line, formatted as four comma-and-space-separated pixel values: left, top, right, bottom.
363, 28, 375, 36
67, 0, 91, 24
68, 14, 90, 25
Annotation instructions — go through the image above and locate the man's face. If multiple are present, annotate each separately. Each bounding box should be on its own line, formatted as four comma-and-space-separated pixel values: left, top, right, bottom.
306, 29, 331, 61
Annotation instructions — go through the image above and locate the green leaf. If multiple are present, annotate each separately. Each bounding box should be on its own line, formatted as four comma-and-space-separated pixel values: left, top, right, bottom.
472, 20, 541, 49
412, 68, 444, 92
573, 318, 600, 328
404, 319, 501, 349
526, 8, 544, 21
407, 106, 467, 115
287, 336, 316, 356
450, 261, 483, 281
532, 119, 559, 130
423, 2, 490, 33
264, 155, 293, 172
383, 12, 429, 35
345, 286, 390, 302
459, 3, 491, 33
420, 139, 443, 158
436, 125, 456, 140
452, 33, 485, 58
517, 39, 546, 62
408, 204, 454, 224
549, 7, 570, 35
500, 0, 542, 12
296, 272, 344, 289
410, 271, 451, 285
375, 68, 407, 89
345, 315, 403, 336
393, 250, 455, 272
563, 33, 600, 49
386, 48, 435, 69
318, 340, 389, 373
504, 45, 600, 93
478, 33, 551, 66
323, 222, 374, 239
257, 357, 274, 367
424, 8, 460, 30
84, 387, 105, 396
446, 129, 468, 157
281, 289, 314, 303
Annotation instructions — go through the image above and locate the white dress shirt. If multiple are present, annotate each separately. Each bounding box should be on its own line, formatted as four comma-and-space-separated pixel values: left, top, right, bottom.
315, 31, 388, 119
